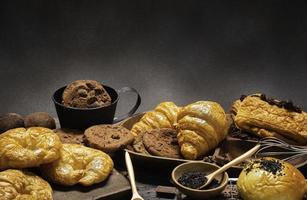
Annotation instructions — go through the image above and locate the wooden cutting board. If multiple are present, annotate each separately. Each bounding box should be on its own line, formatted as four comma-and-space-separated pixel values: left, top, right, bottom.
53, 169, 131, 200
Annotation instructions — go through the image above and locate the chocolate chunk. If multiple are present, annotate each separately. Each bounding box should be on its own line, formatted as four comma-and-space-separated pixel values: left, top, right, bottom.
156, 186, 177, 198
86, 82, 95, 89
87, 97, 97, 105
77, 89, 88, 97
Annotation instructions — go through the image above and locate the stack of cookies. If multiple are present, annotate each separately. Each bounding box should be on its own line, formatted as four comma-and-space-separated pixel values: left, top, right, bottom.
132, 128, 183, 159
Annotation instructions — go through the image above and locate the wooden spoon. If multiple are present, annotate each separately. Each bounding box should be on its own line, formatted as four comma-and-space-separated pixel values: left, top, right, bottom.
198, 144, 261, 189
125, 151, 144, 200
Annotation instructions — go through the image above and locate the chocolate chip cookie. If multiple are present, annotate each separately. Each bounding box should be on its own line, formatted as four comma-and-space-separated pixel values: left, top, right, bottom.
62, 80, 112, 108
53, 128, 85, 145
143, 128, 181, 159
84, 124, 134, 153
132, 132, 150, 154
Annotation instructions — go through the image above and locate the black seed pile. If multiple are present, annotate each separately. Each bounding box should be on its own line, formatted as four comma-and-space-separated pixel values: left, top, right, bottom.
178, 171, 207, 189
177, 171, 222, 190
240, 94, 302, 113
244, 158, 284, 176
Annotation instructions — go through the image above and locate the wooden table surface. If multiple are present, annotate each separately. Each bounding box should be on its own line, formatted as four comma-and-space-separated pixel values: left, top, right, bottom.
0, 1, 307, 200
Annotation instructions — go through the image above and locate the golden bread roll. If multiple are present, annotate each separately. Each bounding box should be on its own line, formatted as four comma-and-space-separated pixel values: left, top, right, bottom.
0, 127, 62, 169
237, 157, 306, 200
41, 144, 113, 186
176, 101, 228, 159
0, 169, 52, 200
232, 94, 307, 144
130, 102, 179, 136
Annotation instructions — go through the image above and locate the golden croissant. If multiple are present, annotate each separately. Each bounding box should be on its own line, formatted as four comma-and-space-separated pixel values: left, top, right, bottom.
176, 101, 228, 159
0, 169, 53, 200
41, 144, 113, 186
232, 94, 307, 144
130, 102, 179, 136
0, 127, 62, 169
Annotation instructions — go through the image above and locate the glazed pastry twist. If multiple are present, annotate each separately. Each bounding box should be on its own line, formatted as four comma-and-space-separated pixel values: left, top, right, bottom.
41, 144, 113, 186
176, 101, 228, 159
0, 169, 52, 200
0, 127, 62, 169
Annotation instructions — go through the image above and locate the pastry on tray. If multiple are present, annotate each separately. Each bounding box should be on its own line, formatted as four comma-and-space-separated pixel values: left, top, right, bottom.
62, 80, 112, 108
130, 101, 180, 136
0, 127, 62, 169
176, 101, 228, 159
237, 157, 306, 200
232, 94, 307, 145
0, 169, 52, 200
84, 124, 134, 153
41, 144, 114, 186
143, 128, 181, 159
54, 128, 85, 145
130, 101, 229, 160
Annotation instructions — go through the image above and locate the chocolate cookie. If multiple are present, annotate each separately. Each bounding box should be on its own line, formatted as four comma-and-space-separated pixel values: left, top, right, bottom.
53, 128, 85, 145
143, 128, 181, 159
132, 132, 150, 154
62, 80, 112, 108
84, 124, 134, 153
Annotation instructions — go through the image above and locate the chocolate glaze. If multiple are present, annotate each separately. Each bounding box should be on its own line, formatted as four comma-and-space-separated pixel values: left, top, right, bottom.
240, 94, 302, 113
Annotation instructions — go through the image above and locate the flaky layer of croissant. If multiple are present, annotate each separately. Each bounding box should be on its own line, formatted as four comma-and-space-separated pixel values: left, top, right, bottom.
176, 101, 228, 159
130, 102, 179, 136
232, 95, 307, 145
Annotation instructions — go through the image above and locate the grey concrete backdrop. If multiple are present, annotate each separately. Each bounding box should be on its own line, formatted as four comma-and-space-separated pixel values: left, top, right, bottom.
0, 1, 306, 118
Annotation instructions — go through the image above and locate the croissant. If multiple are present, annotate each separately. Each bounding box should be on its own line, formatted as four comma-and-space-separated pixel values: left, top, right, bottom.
130, 102, 179, 136
0, 127, 62, 169
232, 94, 307, 144
41, 144, 113, 186
176, 101, 228, 159
0, 169, 52, 200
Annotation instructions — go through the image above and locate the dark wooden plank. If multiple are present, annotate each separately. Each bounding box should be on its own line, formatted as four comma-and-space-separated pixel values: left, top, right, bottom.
53, 169, 131, 200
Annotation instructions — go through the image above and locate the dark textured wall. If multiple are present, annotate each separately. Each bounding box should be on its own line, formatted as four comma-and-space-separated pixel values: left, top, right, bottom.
0, 1, 306, 118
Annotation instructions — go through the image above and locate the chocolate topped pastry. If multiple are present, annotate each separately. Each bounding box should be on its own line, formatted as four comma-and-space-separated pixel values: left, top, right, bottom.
232, 94, 307, 145
62, 80, 111, 108
84, 124, 134, 153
